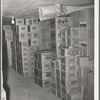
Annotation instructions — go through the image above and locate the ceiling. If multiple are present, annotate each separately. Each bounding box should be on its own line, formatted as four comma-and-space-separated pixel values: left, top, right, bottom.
2, 0, 94, 18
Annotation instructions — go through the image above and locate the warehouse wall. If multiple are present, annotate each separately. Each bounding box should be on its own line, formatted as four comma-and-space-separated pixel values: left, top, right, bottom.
2, 17, 11, 100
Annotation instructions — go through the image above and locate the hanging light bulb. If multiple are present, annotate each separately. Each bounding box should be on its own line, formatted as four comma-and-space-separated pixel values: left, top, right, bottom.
11, 17, 15, 24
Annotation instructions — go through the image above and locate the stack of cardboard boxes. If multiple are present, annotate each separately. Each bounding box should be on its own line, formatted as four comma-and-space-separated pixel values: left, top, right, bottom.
12, 18, 40, 77
51, 47, 82, 99
3, 6, 94, 99
39, 20, 51, 50
3, 25, 13, 66
50, 7, 94, 100
34, 50, 52, 87
55, 16, 71, 58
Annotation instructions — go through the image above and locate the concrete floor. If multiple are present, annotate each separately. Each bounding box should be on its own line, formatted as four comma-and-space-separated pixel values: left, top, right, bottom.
3, 67, 60, 100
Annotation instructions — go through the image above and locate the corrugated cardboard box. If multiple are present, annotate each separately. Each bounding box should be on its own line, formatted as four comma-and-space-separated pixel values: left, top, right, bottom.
22, 56, 29, 62
67, 92, 83, 100
38, 78, 51, 88
20, 41, 28, 47
61, 78, 77, 88
61, 70, 77, 80
38, 70, 51, 80
77, 56, 90, 67
51, 75, 57, 83
29, 25, 38, 32
56, 30, 65, 42
23, 71, 30, 77
22, 51, 29, 57
57, 90, 62, 99
22, 66, 30, 72
55, 17, 71, 30
27, 32, 32, 39
15, 19, 25, 25
29, 61, 35, 66
25, 18, 33, 25
61, 47, 81, 57
21, 46, 28, 51
19, 32, 28, 41
61, 64, 78, 72
4, 30, 13, 41
29, 70, 34, 76
16, 25, 28, 33
70, 27, 81, 47
31, 38, 39, 46
61, 57, 77, 65
3, 25, 12, 31
62, 93, 67, 100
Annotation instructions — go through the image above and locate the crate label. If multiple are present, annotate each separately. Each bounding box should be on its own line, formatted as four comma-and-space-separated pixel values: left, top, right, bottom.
31, 39, 39, 46
17, 25, 28, 33
21, 41, 28, 46
23, 61, 29, 66
71, 28, 80, 47
25, 19, 32, 25
22, 51, 28, 56
30, 25, 38, 32
27, 32, 32, 39
19, 32, 28, 41
22, 56, 28, 61
29, 62, 35, 66
30, 70, 34, 76
56, 30, 65, 42
32, 32, 39, 38
32, 18, 38, 25
23, 66, 29, 71
21, 47, 28, 51
56, 17, 71, 29
23, 71, 30, 77
16, 19, 24, 25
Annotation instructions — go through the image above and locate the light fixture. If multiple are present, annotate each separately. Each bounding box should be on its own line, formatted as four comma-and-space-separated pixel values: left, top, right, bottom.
11, 16, 15, 24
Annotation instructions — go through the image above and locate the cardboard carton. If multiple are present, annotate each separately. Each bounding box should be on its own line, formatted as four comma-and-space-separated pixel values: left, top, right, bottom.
67, 92, 83, 100
61, 64, 78, 72
61, 57, 77, 65
77, 56, 90, 67
16, 25, 28, 33
61, 47, 81, 57
4, 30, 13, 41
3, 25, 12, 30
15, 19, 25, 25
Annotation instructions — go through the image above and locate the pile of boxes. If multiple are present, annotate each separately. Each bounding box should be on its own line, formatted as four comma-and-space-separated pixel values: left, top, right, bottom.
39, 20, 51, 50
34, 50, 52, 87
51, 47, 82, 100
77, 57, 94, 100
12, 18, 40, 77
2, 6, 94, 100
50, 7, 94, 100
3, 25, 13, 66
55, 16, 71, 58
